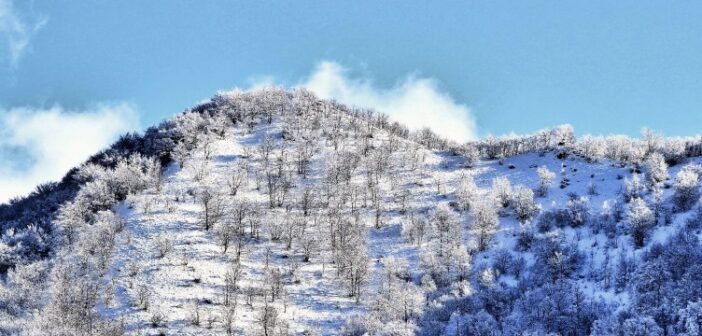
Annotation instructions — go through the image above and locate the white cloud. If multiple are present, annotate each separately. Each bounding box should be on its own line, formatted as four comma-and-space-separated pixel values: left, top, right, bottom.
298, 61, 477, 142
0, 0, 47, 67
0, 103, 139, 203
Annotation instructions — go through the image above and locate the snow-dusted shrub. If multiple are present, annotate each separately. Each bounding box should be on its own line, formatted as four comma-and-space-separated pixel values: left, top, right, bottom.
381, 256, 410, 283
265, 216, 285, 241
340, 314, 375, 336
686, 198, 702, 229
461, 143, 480, 167
538, 197, 591, 230
150, 310, 165, 327
172, 142, 190, 168
587, 181, 598, 196
517, 223, 535, 251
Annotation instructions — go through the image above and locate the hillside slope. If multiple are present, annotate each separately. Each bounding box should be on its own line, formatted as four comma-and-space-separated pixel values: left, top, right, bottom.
2, 88, 702, 335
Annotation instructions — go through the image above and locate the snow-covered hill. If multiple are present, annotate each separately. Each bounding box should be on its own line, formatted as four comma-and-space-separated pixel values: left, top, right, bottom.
2, 88, 702, 335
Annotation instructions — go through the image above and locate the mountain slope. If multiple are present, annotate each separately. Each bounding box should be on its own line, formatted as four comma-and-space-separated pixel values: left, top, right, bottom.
2, 88, 702, 335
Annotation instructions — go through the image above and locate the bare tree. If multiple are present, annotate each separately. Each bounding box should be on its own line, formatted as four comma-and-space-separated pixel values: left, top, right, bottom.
223, 263, 241, 307
154, 235, 173, 259
216, 220, 235, 253
258, 306, 279, 336
222, 305, 237, 336
199, 188, 226, 230
227, 164, 248, 196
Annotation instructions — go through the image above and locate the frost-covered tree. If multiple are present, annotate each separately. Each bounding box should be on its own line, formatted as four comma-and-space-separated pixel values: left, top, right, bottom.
513, 185, 539, 223
186, 160, 213, 183
470, 200, 499, 251
536, 166, 556, 197
343, 243, 370, 304
402, 211, 429, 246
579, 135, 607, 162
421, 241, 471, 286
623, 173, 646, 203
567, 196, 591, 227
554, 124, 576, 147
455, 174, 479, 212
372, 259, 425, 325
491, 176, 513, 213
172, 142, 190, 168
641, 128, 663, 157
431, 203, 461, 246
627, 198, 655, 248
644, 152, 668, 186
661, 138, 686, 165
673, 167, 700, 211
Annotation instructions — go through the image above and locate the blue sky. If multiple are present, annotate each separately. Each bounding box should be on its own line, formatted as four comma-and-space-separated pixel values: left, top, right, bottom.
1, 0, 702, 201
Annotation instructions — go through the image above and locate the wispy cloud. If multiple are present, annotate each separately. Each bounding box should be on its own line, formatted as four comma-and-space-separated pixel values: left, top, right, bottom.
298, 61, 477, 142
0, 0, 47, 68
0, 103, 140, 203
